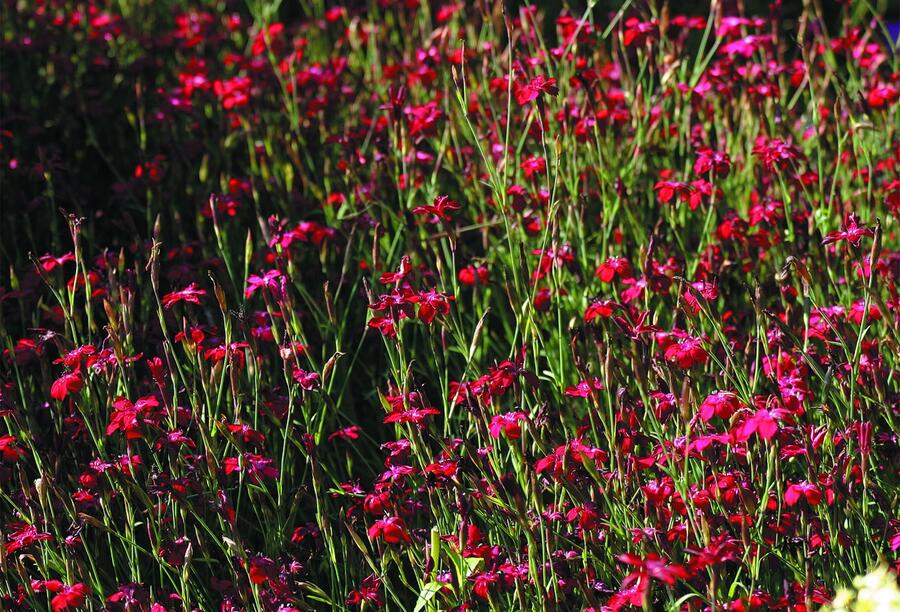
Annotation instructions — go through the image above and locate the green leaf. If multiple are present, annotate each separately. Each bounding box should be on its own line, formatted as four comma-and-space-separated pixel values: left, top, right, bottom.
413, 581, 445, 612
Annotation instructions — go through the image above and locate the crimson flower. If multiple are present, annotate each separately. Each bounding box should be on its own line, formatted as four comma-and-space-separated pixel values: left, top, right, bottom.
458, 264, 489, 286
153, 430, 196, 451
368, 516, 411, 544
368, 316, 396, 338
520, 155, 546, 178
622, 18, 658, 47
535, 439, 607, 478
784, 481, 823, 507
0, 434, 24, 462
489, 411, 527, 439
619, 551, 689, 586
734, 408, 791, 442
408, 289, 454, 324
664, 337, 707, 369
584, 299, 618, 322
699, 391, 741, 422
35, 581, 90, 612
693, 147, 732, 178
51, 371, 83, 401
161, 282, 206, 309
564, 377, 604, 398
345, 574, 382, 607
223, 453, 279, 483
752, 138, 803, 172
245, 555, 276, 585
821, 213, 874, 248
107, 396, 160, 440
6, 523, 53, 553
328, 426, 361, 442
514, 75, 558, 106
595, 256, 632, 282
38, 252, 75, 272
227, 422, 266, 447
379, 255, 412, 284
686, 534, 742, 571
412, 195, 460, 223
292, 367, 320, 391
383, 406, 440, 427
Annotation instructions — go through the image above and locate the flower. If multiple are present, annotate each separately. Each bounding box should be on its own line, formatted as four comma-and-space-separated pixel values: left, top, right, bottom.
664, 337, 707, 369
244, 269, 283, 298
223, 453, 279, 483
408, 289, 454, 324
699, 391, 741, 422
161, 282, 206, 309
6, 523, 53, 553
752, 138, 803, 172
51, 371, 83, 401
368, 516, 411, 544
489, 411, 527, 439
412, 195, 461, 223
693, 148, 731, 178
595, 257, 632, 283
734, 408, 790, 442
514, 75, 559, 106
584, 299, 618, 322
0, 435, 24, 462
784, 481, 823, 507
822, 213, 874, 248
564, 378, 604, 398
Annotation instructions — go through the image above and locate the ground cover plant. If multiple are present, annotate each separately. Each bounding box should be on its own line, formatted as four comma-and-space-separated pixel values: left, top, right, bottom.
1, 0, 899, 609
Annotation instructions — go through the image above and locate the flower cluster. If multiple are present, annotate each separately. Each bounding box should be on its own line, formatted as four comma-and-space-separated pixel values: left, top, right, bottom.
1, 1, 898, 610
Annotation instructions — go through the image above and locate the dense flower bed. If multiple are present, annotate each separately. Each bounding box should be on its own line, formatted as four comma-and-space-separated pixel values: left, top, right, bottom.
1, 1, 899, 610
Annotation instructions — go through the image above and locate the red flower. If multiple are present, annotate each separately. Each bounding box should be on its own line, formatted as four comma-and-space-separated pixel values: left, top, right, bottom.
622, 18, 658, 47
292, 367, 320, 391
612, 552, 689, 611
345, 574, 383, 607
654, 180, 700, 209
383, 406, 440, 426
408, 289, 454, 324
246, 555, 276, 585
49, 583, 90, 611
734, 408, 790, 442
38, 252, 75, 272
6, 523, 53, 553
223, 453, 279, 483
0, 434, 24, 462
564, 378, 604, 398
514, 75, 559, 106
693, 148, 731, 178
379, 256, 412, 285
784, 481, 823, 507
161, 282, 206, 309
821, 213, 874, 248
699, 391, 741, 422
664, 337, 707, 369
489, 411, 527, 439
107, 396, 160, 440
595, 257, 632, 283
328, 426, 361, 442
412, 195, 461, 223
584, 299, 618, 322
752, 138, 803, 172
368, 516, 411, 544
458, 264, 489, 286
520, 155, 546, 179
51, 371, 84, 401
